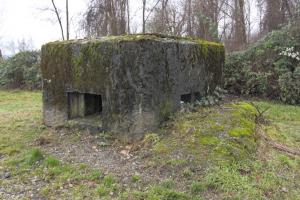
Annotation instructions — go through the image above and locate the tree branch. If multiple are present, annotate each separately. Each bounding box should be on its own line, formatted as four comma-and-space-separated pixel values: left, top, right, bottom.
51, 0, 65, 40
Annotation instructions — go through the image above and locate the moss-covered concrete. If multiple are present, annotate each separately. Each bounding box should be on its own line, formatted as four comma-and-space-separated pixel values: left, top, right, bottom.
41, 34, 225, 139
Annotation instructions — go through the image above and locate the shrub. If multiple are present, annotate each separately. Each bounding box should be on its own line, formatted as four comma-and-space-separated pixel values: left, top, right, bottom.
0, 50, 41, 89
224, 22, 300, 105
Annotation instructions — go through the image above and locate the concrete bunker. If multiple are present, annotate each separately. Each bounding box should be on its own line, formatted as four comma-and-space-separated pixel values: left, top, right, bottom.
41, 34, 225, 139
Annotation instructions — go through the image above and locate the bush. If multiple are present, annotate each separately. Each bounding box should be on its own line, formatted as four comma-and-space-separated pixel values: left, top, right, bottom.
224, 22, 300, 105
0, 50, 41, 89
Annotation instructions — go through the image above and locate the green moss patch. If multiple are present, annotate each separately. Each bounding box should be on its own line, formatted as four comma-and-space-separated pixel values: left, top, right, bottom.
45, 33, 223, 47
1, 91, 300, 199
149, 102, 258, 167
42, 34, 224, 71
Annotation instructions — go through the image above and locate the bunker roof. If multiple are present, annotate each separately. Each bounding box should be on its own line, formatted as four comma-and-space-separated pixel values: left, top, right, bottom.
44, 34, 224, 48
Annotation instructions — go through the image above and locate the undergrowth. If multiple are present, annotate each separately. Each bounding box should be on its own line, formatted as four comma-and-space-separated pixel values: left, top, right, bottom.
0, 91, 299, 199
225, 21, 300, 105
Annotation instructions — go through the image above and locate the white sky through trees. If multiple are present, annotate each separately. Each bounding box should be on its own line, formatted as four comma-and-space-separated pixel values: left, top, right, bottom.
0, 0, 88, 55
0, 0, 258, 55
0, 0, 145, 55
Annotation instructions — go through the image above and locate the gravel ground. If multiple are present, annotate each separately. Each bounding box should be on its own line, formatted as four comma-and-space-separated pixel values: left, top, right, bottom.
42, 129, 170, 185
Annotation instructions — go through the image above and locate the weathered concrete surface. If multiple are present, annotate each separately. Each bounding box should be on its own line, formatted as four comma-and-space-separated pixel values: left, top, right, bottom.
41, 34, 225, 139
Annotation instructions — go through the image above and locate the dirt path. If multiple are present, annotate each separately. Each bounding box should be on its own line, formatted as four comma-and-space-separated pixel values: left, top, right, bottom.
41, 129, 164, 186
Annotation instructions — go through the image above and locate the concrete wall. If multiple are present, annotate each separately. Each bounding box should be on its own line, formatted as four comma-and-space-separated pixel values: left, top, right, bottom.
41, 34, 225, 139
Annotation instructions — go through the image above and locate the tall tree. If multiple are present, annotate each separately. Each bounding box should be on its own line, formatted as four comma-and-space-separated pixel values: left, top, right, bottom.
83, 0, 129, 37
66, 0, 70, 40
0, 49, 3, 62
186, 0, 192, 36
161, 0, 169, 33
186, 0, 221, 40
127, 0, 130, 34
142, 0, 147, 33
49, 0, 70, 40
142, 0, 162, 34
264, 0, 284, 32
233, 0, 247, 49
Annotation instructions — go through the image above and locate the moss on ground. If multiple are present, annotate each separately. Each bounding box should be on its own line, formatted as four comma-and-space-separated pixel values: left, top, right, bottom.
0, 91, 300, 199
150, 102, 258, 167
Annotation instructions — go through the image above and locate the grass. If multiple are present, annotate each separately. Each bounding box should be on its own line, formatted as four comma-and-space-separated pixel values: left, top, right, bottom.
131, 174, 141, 183
0, 91, 42, 156
44, 156, 61, 167
191, 181, 205, 194
150, 102, 259, 168
256, 101, 300, 148
0, 90, 299, 199
27, 149, 44, 165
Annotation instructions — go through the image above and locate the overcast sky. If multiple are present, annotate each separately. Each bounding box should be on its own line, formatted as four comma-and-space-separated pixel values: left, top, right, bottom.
0, 0, 146, 55
0, 0, 90, 55
0, 0, 259, 55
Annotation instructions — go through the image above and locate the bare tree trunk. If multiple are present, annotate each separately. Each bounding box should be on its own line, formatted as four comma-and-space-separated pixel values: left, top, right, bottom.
51, 0, 65, 40
257, 0, 264, 34
246, 0, 251, 42
127, 0, 130, 33
0, 49, 3, 62
108, 0, 118, 35
187, 0, 192, 36
282, 0, 292, 18
161, 0, 169, 33
119, 0, 127, 34
66, 0, 70, 40
143, 0, 146, 33
234, 0, 247, 49
265, 0, 284, 32
84, 0, 130, 37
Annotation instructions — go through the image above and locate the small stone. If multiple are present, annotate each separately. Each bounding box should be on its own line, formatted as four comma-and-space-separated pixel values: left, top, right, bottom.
109, 192, 114, 196
1, 172, 11, 179
125, 145, 132, 150
120, 150, 130, 156
281, 187, 288, 193
99, 142, 108, 147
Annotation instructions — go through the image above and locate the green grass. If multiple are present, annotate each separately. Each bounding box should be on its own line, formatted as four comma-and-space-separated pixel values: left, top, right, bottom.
196, 101, 300, 199
131, 174, 141, 183
255, 101, 300, 148
150, 102, 259, 168
0, 91, 299, 199
0, 91, 42, 155
191, 181, 205, 194
27, 148, 44, 165
44, 156, 61, 167
145, 100, 300, 199
256, 101, 300, 121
